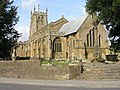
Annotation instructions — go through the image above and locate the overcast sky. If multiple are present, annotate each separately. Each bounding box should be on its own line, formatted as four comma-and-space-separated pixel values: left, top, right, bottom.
14, 0, 86, 41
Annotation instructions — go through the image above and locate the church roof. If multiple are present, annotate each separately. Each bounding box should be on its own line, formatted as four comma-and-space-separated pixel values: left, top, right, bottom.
59, 14, 88, 36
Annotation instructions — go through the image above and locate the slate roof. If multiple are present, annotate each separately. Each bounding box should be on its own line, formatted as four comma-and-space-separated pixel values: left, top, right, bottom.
59, 14, 88, 36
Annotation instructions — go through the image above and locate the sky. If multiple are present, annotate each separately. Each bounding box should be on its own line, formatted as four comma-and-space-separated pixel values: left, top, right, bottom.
13, 0, 87, 41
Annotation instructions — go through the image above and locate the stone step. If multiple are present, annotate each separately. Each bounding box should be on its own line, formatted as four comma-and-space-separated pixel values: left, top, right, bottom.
84, 66, 120, 71
77, 75, 120, 80
83, 63, 118, 67
83, 70, 120, 74
83, 63, 120, 68
85, 66, 120, 69
83, 67, 120, 72
80, 72, 120, 77
77, 63, 120, 80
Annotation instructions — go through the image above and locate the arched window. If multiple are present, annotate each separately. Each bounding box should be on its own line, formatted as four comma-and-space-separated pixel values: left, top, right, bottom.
87, 29, 95, 47
99, 35, 101, 47
41, 16, 44, 23
89, 30, 92, 47
53, 37, 62, 52
92, 28, 95, 47
87, 34, 89, 47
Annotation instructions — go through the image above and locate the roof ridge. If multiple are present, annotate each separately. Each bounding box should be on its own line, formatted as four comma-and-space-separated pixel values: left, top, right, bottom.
59, 14, 89, 36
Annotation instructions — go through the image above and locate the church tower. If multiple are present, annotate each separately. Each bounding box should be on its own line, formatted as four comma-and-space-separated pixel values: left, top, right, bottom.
30, 5, 48, 37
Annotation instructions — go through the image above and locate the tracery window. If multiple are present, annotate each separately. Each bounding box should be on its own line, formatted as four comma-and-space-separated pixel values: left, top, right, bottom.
87, 28, 101, 47
87, 28, 95, 47
53, 37, 62, 52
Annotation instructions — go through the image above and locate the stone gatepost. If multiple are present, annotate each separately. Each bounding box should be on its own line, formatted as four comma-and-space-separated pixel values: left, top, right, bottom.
69, 62, 82, 79
12, 48, 16, 61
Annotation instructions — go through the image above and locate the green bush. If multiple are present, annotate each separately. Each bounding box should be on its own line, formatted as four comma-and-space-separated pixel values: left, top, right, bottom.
91, 59, 95, 63
91, 57, 106, 63
96, 58, 105, 62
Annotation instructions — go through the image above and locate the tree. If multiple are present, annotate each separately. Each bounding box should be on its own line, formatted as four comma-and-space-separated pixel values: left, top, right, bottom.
0, 0, 20, 59
86, 0, 120, 53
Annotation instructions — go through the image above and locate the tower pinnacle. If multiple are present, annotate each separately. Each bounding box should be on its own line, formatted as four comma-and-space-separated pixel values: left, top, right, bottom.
34, 5, 36, 11
62, 15, 64, 18
38, 4, 40, 12
46, 8, 48, 13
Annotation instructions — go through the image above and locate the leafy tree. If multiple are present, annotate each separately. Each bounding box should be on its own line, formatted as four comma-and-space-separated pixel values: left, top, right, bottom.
0, 0, 20, 59
86, 0, 120, 53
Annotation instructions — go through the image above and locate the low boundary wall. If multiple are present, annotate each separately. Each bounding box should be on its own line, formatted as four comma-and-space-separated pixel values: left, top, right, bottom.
0, 60, 82, 80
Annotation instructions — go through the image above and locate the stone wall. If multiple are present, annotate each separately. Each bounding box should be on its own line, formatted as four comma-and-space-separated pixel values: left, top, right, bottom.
69, 63, 82, 79
0, 60, 82, 80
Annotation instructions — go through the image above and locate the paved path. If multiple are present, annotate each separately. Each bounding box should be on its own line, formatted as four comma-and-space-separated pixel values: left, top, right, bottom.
0, 84, 120, 90
0, 78, 120, 88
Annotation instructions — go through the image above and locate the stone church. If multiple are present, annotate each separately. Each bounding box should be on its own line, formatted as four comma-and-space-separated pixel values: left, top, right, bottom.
14, 7, 110, 61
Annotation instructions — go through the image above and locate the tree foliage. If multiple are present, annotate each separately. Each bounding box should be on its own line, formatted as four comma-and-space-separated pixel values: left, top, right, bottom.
0, 0, 19, 59
86, 0, 120, 53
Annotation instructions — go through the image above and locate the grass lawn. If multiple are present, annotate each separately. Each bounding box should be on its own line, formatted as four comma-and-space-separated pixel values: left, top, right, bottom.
41, 60, 70, 66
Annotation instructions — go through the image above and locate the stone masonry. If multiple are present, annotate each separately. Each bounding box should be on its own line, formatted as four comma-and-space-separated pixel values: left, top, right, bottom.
14, 6, 110, 61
